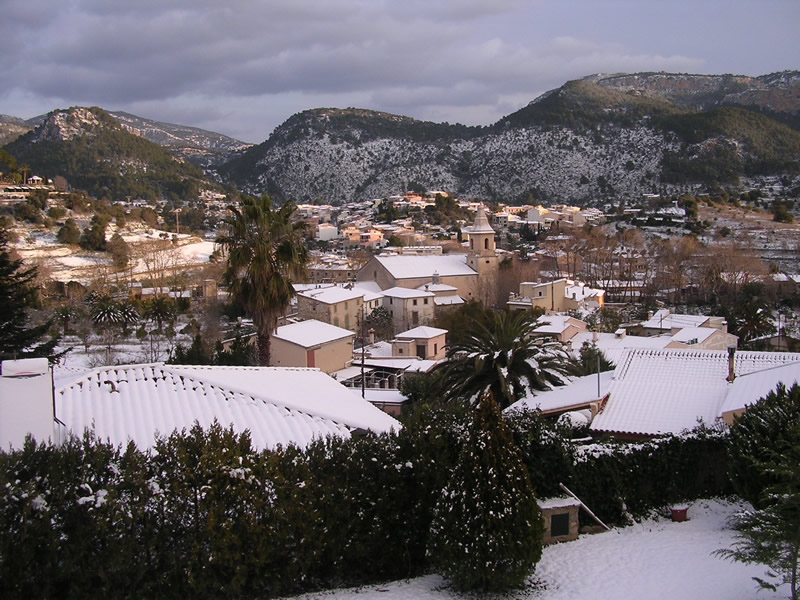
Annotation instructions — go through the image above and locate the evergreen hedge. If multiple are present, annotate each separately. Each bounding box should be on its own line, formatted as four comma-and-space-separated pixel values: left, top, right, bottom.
0, 407, 731, 598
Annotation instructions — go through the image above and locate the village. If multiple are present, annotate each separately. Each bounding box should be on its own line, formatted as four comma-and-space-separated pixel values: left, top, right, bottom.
2, 179, 800, 599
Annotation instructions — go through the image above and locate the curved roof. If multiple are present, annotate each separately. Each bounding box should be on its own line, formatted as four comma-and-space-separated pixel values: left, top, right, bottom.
56, 364, 399, 451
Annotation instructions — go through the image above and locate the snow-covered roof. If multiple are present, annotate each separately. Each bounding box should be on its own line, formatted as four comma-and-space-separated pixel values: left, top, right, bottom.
374, 255, 477, 279
591, 349, 800, 437
670, 327, 716, 345
564, 282, 604, 300
273, 319, 354, 348
363, 358, 440, 372
537, 496, 582, 510
56, 364, 399, 451
382, 286, 435, 299
297, 286, 363, 304
534, 315, 583, 335
396, 326, 448, 340
433, 295, 465, 306
353, 281, 383, 294
330, 365, 374, 382
353, 388, 407, 406
359, 341, 394, 358
417, 282, 458, 292
640, 309, 709, 330
568, 331, 673, 365
720, 361, 800, 416
507, 371, 614, 414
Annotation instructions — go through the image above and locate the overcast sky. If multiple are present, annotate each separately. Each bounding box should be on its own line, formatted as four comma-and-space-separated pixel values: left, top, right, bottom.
2, 0, 798, 143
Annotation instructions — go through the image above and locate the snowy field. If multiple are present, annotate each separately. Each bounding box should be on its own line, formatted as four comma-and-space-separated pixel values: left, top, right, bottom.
12, 224, 216, 284
287, 499, 781, 600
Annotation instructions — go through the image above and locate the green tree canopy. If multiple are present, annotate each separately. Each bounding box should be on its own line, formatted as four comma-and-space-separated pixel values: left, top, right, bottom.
434, 308, 580, 409
0, 228, 60, 361
217, 195, 308, 365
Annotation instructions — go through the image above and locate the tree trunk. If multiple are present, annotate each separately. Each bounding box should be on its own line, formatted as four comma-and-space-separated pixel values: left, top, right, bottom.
257, 331, 271, 366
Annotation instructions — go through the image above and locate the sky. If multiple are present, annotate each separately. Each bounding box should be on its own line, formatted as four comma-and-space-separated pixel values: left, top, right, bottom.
2, 0, 798, 144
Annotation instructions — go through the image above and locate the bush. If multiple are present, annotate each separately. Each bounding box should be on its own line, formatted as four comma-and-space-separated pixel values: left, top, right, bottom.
0, 404, 735, 598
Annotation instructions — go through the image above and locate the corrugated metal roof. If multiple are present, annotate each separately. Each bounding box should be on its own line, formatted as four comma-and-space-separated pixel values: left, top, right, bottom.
56, 364, 399, 451
720, 361, 800, 416
590, 349, 800, 436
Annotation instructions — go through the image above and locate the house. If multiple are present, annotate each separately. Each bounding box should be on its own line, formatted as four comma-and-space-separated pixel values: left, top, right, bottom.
381, 287, 435, 333
633, 308, 728, 337
296, 285, 364, 332
590, 348, 800, 440
271, 319, 355, 373
335, 325, 449, 414
417, 272, 465, 312
568, 327, 739, 366
532, 314, 588, 343
0, 358, 399, 452
509, 279, 605, 313
393, 326, 447, 360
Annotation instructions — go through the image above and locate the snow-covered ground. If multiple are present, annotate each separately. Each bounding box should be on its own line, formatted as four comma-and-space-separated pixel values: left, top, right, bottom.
286, 499, 780, 600
12, 223, 217, 284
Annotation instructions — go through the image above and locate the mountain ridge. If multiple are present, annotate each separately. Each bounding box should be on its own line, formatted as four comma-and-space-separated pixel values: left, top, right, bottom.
3, 70, 799, 204
216, 70, 800, 204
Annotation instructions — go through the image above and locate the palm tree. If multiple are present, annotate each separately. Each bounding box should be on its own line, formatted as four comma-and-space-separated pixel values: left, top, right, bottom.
435, 309, 580, 409
217, 195, 308, 366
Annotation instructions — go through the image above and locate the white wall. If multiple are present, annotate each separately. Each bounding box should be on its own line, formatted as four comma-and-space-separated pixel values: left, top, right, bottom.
0, 374, 54, 450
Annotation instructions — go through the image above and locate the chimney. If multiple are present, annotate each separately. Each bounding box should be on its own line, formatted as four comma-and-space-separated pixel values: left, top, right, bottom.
368, 328, 375, 345
726, 346, 736, 383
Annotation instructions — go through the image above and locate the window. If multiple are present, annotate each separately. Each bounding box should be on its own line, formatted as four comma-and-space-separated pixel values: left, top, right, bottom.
416, 345, 425, 358
413, 299, 418, 306
398, 347, 403, 354
550, 512, 570, 537
424, 298, 428, 305
484, 238, 489, 250
538, 291, 543, 297
434, 343, 438, 354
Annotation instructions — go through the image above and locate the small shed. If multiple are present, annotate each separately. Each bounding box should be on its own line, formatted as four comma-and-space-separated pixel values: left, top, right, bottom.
538, 496, 581, 544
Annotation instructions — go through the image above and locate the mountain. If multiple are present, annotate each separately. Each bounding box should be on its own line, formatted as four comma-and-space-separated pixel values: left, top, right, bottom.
107, 111, 252, 168
3, 107, 215, 201
0, 115, 35, 147
217, 71, 800, 205
0, 111, 251, 168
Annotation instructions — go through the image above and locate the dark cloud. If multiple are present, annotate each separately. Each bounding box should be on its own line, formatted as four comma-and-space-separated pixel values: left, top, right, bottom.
0, 0, 797, 142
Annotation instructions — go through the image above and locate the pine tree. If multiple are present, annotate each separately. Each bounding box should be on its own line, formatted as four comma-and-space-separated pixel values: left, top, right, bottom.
717, 435, 800, 600
727, 383, 800, 507
0, 228, 60, 361
429, 392, 544, 591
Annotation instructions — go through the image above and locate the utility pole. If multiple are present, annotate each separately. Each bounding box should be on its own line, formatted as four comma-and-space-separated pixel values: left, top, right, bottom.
361, 299, 366, 399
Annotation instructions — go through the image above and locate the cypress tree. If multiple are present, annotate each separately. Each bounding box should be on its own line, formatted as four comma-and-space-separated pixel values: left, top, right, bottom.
429, 392, 544, 591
